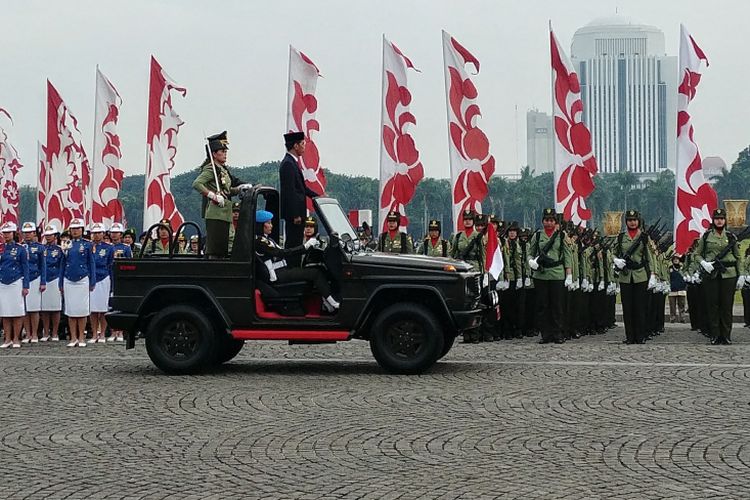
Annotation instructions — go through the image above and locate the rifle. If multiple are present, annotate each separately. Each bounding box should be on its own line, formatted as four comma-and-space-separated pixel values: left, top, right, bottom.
536, 228, 563, 269
459, 226, 487, 268
700, 226, 750, 278
614, 217, 661, 277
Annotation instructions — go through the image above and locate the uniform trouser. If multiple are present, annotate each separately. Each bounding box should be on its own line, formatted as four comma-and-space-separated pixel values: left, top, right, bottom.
620, 281, 647, 343
502, 284, 524, 338
742, 288, 750, 325
575, 290, 590, 333
656, 293, 666, 332
480, 281, 499, 341
563, 288, 573, 337
275, 267, 331, 298
702, 277, 737, 341
283, 218, 304, 267
669, 296, 686, 321
608, 293, 616, 327
524, 287, 537, 335
206, 219, 230, 258
646, 292, 658, 334
535, 279, 565, 342
591, 290, 606, 331
687, 285, 701, 330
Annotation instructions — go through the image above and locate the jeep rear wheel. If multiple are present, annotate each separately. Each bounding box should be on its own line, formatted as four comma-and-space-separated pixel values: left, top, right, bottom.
369, 303, 444, 374
145, 305, 216, 375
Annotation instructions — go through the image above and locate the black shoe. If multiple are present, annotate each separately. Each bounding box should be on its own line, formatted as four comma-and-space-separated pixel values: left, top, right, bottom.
538, 339, 551, 344
572, 333, 581, 339
622, 340, 632, 344
554, 339, 566, 344
711, 338, 720, 345
725, 338, 732, 345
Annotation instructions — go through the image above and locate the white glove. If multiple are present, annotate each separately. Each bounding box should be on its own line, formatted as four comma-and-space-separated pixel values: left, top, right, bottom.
303, 237, 320, 249
598, 280, 605, 291
237, 183, 253, 192
692, 272, 702, 285
737, 276, 747, 290
683, 274, 692, 284
662, 282, 671, 295
524, 277, 532, 287
501, 280, 510, 291
516, 278, 523, 289
613, 258, 626, 270
647, 275, 657, 290
606, 282, 615, 295
587, 283, 594, 292
207, 191, 225, 207
700, 260, 714, 274
528, 257, 539, 271
581, 278, 590, 290
564, 274, 573, 289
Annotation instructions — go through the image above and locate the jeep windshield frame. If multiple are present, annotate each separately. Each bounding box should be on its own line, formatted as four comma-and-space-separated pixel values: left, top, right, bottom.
314, 197, 357, 244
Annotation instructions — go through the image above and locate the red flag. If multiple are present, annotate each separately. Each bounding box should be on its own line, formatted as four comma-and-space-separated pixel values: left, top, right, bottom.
91, 67, 124, 227
485, 222, 504, 280
286, 46, 326, 211
379, 36, 423, 231
442, 31, 495, 231
144, 56, 185, 231
46, 81, 89, 230
673, 25, 716, 254
0, 109, 22, 225
550, 25, 597, 225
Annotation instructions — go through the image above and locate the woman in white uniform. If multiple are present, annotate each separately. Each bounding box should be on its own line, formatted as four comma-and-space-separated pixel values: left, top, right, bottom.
89, 223, 113, 343
60, 218, 95, 348
40, 224, 64, 341
0, 222, 30, 349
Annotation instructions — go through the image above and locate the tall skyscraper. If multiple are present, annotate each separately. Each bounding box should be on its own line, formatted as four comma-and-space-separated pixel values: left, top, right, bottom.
526, 109, 554, 175
571, 16, 678, 179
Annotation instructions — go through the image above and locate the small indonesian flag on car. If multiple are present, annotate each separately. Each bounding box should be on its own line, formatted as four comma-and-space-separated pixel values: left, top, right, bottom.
348, 209, 372, 229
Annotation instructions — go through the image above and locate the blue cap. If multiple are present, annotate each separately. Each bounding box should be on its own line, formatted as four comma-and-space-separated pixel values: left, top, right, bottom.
256, 210, 274, 223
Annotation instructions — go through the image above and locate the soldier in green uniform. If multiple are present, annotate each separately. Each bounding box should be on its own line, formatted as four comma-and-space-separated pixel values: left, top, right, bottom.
377, 211, 414, 254
501, 221, 523, 339
697, 208, 743, 344
613, 210, 657, 344
520, 227, 537, 337
192, 131, 251, 259
450, 209, 485, 271
419, 220, 451, 257
528, 208, 573, 344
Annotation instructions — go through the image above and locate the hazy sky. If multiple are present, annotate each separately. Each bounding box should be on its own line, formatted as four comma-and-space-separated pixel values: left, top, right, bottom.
2, 0, 748, 188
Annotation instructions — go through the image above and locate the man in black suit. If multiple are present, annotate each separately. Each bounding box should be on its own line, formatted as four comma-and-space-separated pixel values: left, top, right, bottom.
279, 131, 320, 266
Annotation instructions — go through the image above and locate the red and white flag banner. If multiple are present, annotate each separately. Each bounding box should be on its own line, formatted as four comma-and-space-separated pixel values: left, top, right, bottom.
550, 26, 597, 225
485, 222, 504, 280
442, 30, 495, 232
46, 81, 89, 231
0, 109, 22, 225
144, 56, 186, 231
378, 36, 423, 232
91, 67, 124, 228
674, 25, 716, 254
37, 141, 47, 227
286, 46, 326, 211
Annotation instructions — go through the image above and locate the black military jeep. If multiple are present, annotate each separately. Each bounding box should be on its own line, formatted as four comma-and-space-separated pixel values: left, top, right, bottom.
106, 186, 494, 375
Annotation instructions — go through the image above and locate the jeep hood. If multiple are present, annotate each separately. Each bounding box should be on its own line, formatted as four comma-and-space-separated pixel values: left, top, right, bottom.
351, 252, 475, 272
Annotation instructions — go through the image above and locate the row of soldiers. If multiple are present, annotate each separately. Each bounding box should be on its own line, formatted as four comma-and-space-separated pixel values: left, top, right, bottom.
369, 207, 748, 345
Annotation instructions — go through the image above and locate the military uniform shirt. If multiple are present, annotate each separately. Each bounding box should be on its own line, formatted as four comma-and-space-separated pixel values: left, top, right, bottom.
60, 238, 96, 288
192, 161, 241, 223
24, 241, 47, 286
43, 244, 64, 282
698, 228, 742, 279
0, 241, 30, 288
379, 231, 414, 254
450, 231, 485, 271
615, 230, 655, 285
420, 237, 451, 257
112, 242, 133, 259
93, 242, 114, 283
529, 229, 573, 281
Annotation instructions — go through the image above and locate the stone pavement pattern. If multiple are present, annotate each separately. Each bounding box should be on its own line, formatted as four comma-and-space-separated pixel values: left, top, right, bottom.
1, 324, 750, 499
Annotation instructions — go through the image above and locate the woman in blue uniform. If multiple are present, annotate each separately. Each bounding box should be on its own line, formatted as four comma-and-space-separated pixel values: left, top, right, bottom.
60, 218, 95, 348
21, 222, 46, 343
40, 224, 64, 341
0, 222, 30, 348
89, 223, 113, 343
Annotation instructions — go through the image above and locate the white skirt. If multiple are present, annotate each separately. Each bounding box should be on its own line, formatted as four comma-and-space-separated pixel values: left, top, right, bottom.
25, 277, 43, 312
0, 279, 25, 317
64, 277, 90, 317
90, 276, 111, 313
41, 281, 62, 311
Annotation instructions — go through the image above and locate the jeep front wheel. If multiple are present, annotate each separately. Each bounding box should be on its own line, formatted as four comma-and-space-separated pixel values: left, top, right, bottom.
369, 303, 444, 374
145, 305, 217, 375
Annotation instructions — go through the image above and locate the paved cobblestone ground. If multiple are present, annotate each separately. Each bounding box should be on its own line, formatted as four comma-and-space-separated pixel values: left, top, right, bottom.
1, 324, 749, 499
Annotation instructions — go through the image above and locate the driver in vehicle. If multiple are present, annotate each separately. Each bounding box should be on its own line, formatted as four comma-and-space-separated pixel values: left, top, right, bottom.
254, 210, 340, 312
